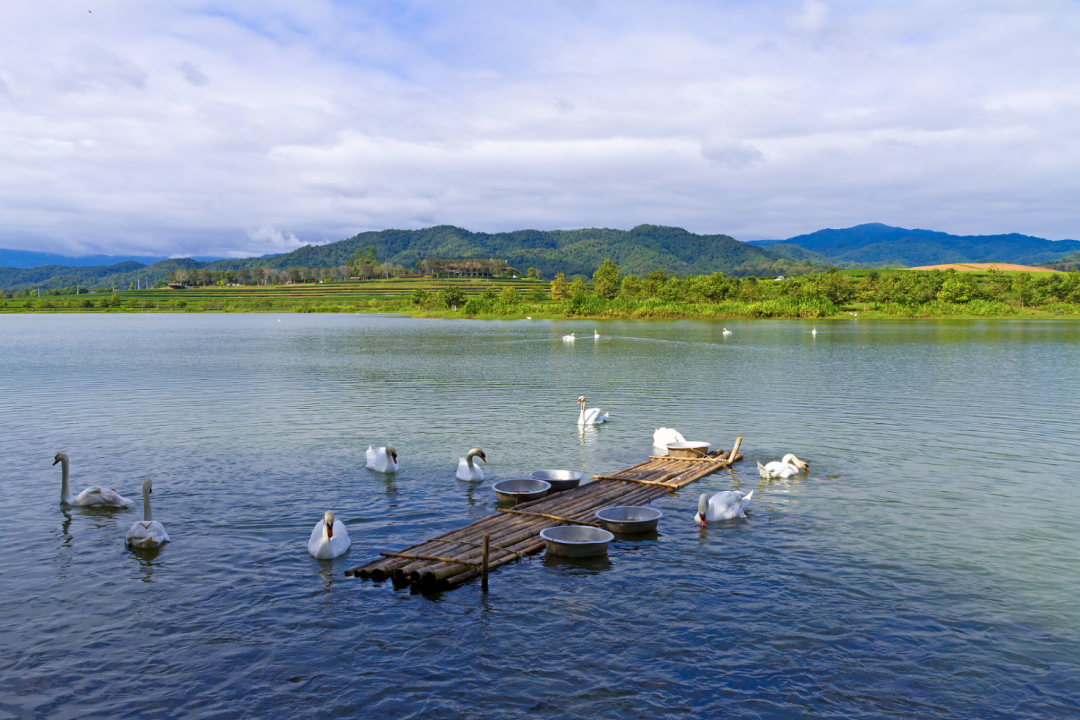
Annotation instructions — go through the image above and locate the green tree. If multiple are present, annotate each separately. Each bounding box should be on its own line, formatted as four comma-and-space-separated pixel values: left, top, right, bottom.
592, 258, 621, 300
526, 267, 540, 280
411, 288, 430, 306
440, 286, 465, 308
550, 273, 569, 300
1012, 273, 1033, 309
498, 286, 521, 305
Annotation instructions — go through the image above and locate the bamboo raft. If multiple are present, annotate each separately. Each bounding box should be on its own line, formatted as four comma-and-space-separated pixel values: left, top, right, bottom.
346, 437, 744, 592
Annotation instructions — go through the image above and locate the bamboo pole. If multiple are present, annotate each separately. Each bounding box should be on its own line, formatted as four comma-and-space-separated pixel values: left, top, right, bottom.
496, 508, 602, 526
380, 551, 482, 567
482, 534, 489, 591
592, 475, 681, 488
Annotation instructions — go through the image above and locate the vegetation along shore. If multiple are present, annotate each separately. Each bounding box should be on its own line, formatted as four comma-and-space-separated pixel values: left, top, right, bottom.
3, 260, 1078, 320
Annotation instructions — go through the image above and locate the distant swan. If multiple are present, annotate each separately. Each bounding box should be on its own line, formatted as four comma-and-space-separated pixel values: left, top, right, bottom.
758, 454, 809, 478
125, 479, 169, 548
695, 490, 753, 525
54, 452, 133, 508
652, 427, 685, 449
577, 396, 609, 425
722, 328, 732, 336
456, 448, 487, 481
811, 326, 817, 337
562, 333, 576, 342
366, 445, 398, 474
308, 511, 351, 559
594, 330, 600, 339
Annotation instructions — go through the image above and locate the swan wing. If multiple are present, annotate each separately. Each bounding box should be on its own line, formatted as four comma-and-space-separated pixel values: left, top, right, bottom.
583, 408, 608, 424
707, 491, 745, 520
126, 520, 169, 548
74, 486, 134, 507
365, 446, 378, 469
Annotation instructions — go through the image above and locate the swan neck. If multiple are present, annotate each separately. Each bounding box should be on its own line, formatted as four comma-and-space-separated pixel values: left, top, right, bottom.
143, 485, 152, 522
60, 456, 70, 503
578, 404, 585, 423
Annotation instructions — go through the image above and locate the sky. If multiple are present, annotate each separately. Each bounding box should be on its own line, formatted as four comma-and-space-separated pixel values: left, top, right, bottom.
1, 0, 1078, 258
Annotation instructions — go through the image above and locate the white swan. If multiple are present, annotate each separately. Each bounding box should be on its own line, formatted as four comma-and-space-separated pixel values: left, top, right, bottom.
594, 330, 600, 340
308, 510, 351, 559
562, 332, 576, 342
811, 326, 817, 337
456, 448, 487, 481
652, 427, 685, 449
722, 327, 732, 336
757, 454, 810, 478
366, 445, 398, 474
125, 479, 169, 548
695, 490, 753, 525
53, 452, 134, 508
577, 396, 609, 425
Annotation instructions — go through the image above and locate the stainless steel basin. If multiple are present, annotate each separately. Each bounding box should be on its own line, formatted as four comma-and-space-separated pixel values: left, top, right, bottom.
529, 470, 583, 492
665, 441, 710, 458
492, 478, 550, 504
539, 525, 614, 557
595, 506, 663, 534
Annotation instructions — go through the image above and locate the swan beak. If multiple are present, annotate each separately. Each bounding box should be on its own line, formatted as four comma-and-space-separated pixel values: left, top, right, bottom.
480, 454, 487, 463
391, 453, 398, 462
52, 457, 60, 465
326, 523, 333, 538
699, 515, 706, 527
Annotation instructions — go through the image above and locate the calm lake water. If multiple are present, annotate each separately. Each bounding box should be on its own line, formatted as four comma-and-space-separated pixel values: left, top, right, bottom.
2, 314, 1078, 719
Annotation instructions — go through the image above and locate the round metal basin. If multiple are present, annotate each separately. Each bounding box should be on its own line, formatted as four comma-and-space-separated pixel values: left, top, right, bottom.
492, 478, 550, 504
539, 525, 614, 557
665, 441, 710, 458
529, 470, 583, 492
595, 506, 663, 534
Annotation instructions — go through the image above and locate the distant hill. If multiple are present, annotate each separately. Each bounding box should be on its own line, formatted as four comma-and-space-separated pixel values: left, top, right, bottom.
207, 225, 795, 279
0, 249, 169, 268
2, 225, 811, 292
749, 223, 1080, 267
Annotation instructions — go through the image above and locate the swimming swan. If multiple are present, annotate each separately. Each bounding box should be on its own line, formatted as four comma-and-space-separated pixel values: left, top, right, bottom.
594, 330, 600, 340
308, 510, 351, 559
652, 427, 686, 449
577, 396, 609, 425
53, 452, 134, 508
562, 333, 576, 342
456, 448, 487, 481
757, 454, 809, 478
722, 328, 732, 336
125, 479, 169, 548
366, 445, 398, 474
695, 490, 753, 525
811, 327, 817, 337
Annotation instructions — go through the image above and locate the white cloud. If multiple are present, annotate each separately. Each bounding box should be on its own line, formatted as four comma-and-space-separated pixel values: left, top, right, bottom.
0, 0, 1078, 257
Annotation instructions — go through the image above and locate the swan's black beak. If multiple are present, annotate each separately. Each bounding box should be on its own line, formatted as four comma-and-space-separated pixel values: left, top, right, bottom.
699, 515, 706, 527
326, 523, 333, 538
480, 454, 487, 463
391, 453, 398, 462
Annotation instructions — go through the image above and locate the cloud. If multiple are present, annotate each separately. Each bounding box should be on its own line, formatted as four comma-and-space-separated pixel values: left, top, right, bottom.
786, 1, 830, 33
700, 138, 765, 169
177, 61, 208, 86
0, 0, 1077, 257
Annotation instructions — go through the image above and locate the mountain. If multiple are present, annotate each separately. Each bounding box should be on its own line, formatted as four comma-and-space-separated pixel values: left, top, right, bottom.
0, 249, 169, 268
208, 225, 792, 279
1, 225, 808, 292
749, 223, 1080, 267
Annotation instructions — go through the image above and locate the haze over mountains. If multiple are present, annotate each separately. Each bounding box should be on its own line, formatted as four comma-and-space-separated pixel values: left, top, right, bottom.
2, 224, 1078, 292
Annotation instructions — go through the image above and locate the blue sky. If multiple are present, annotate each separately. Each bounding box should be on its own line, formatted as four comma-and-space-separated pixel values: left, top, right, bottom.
1, 0, 1077, 257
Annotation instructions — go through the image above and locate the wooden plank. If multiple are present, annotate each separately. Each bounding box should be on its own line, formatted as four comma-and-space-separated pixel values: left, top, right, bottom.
592, 474, 681, 489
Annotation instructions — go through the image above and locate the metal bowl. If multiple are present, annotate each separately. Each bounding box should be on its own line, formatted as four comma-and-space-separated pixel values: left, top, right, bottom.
665, 441, 710, 458
595, 506, 663, 534
492, 478, 550, 504
529, 470, 583, 492
539, 525, 614, 557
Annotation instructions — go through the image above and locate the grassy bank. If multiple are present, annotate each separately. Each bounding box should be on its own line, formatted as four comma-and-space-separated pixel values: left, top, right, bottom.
3, 274, 1079, 320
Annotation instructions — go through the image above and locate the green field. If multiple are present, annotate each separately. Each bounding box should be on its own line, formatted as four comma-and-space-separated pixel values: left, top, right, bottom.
3, 270, 1079, 320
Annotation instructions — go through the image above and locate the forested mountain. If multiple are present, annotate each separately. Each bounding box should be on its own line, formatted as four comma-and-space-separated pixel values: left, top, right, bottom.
2, 225, 808, 291
207, 225, 791, 278
749, 223, 1080, 267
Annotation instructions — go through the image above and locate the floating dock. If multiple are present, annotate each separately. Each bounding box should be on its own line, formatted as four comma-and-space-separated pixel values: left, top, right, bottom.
346, 437, 744, 591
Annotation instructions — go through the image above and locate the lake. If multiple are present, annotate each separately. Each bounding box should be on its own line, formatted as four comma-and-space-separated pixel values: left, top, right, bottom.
1, 314, 1078, 719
